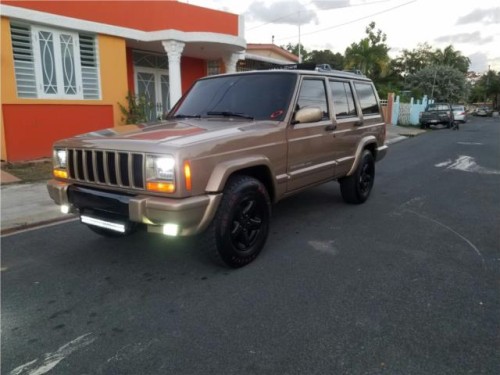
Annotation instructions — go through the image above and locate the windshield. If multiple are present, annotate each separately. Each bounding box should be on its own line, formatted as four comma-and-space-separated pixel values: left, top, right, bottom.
169, 73, 297, 121
428, 104, 449, 111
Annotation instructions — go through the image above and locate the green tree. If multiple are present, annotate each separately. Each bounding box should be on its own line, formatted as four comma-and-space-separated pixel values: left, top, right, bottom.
344, 22, 390, 80
393, 43, 470, 77
282, 42, 309, 62
470, 70, 500, 108
432, 45, 470, 74
406, 65, 466, 103
392, 43, 435, 77
305, 50, 344, 70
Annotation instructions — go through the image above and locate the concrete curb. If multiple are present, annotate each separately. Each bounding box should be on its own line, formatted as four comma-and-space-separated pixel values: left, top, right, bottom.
1, 215, 77, 236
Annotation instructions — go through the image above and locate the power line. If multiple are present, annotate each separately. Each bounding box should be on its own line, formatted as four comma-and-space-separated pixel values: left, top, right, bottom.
245, 0, 396, 31
274, 0, 417, 42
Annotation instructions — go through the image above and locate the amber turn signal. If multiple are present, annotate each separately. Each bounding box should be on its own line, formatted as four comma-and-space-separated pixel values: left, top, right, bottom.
184, 162, 192, 191
53, 169, 68, 179
146, 181, 175, 193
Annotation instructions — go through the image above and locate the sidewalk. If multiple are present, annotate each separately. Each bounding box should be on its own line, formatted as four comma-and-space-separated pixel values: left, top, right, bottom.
1, 180, 74, 235
0, 124, 425, 235
385, 124, 426, 144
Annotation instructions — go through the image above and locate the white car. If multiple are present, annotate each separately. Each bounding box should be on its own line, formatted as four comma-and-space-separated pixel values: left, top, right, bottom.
452, 105, 468, 123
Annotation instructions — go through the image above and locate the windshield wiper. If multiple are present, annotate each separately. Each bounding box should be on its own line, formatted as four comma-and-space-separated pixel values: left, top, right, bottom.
206, 111, 254, 120
170, 114, 201, 119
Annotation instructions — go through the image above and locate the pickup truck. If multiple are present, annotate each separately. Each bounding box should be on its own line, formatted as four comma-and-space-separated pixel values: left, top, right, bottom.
419, 103, 454, 129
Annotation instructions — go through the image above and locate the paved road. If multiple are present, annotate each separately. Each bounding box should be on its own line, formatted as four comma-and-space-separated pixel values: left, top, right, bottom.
2, 117, 499, 375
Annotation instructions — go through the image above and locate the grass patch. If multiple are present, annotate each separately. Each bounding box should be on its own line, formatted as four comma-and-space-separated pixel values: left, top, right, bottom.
3, 160, 53, 183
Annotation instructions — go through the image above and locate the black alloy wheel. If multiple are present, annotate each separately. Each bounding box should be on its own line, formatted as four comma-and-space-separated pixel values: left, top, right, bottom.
202, 175, 271, 268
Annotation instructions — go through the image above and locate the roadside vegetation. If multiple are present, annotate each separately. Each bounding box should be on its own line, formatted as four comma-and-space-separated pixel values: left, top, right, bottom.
2, 160, 52, 183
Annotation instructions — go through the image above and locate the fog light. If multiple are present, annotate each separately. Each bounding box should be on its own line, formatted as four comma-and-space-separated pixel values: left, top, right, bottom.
162, 223, 179, 236
60, 204, 70, 214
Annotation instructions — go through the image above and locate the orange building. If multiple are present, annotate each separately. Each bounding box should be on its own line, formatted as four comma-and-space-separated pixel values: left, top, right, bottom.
1, 0, 250, 162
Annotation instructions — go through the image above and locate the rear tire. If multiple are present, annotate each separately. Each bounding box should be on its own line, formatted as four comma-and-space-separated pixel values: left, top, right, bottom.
202, 175, 271, 268
340, 150, 375, 204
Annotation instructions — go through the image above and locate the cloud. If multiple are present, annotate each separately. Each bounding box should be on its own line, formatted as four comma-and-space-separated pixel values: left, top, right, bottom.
456, 7, 500, 25
435, 31, 494, 45
311, 0, 351, 10
245, 1, 318, 25
468, 52, 489, 72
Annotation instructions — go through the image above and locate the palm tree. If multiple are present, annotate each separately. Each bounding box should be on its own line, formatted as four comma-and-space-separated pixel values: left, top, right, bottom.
344, 38, 390, 78
433, 45, 470, 73
344, 23, 390, 79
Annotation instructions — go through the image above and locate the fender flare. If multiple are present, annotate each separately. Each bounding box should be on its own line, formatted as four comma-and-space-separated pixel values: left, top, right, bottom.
346, 136, 378, 176
205, 156, 275, 193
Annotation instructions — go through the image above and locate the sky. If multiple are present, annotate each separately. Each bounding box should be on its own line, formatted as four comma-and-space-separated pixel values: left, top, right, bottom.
182, 0, 500, 72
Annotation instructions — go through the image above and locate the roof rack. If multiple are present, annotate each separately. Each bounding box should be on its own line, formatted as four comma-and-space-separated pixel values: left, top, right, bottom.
273, 63, 366, 77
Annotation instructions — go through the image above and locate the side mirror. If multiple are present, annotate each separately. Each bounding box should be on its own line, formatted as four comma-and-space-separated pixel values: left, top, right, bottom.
293, 107, 323, 124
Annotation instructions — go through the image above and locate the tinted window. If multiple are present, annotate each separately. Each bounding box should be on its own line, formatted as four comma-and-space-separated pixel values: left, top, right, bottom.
354, 82, 379, 115
171, 73, 297, 121
428, 104, 450, 111
297, 79, 329, 119
330, 80, 357, 118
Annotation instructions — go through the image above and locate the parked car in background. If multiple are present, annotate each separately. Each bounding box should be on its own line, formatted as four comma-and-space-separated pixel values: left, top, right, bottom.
475, 106, 493, 117
419, 103, 454, 129
452, 105, 468, 123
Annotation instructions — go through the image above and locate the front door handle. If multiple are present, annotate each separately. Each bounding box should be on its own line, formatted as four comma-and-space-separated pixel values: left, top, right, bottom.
354, 120, 364, 126
325, 124, 336, 131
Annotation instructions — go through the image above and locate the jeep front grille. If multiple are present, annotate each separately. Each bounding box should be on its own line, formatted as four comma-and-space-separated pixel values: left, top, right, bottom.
67, 149, 145, 189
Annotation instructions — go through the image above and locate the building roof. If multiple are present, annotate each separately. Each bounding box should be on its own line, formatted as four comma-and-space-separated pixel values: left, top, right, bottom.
247, 44, 299, 63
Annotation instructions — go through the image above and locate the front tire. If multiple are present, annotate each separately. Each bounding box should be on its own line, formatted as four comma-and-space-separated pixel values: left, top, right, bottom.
340, 150, 375, 204
202, 175, 271, 268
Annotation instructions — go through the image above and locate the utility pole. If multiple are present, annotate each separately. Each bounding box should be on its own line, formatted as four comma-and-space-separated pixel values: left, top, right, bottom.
298, 10, 302, 63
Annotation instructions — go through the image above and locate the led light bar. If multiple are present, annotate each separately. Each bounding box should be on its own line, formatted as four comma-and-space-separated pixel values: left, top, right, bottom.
81, 215, 126, 233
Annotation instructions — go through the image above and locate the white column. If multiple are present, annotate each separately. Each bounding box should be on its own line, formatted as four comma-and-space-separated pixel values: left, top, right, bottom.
162, 40, 185, 106
223, 52, 242, 74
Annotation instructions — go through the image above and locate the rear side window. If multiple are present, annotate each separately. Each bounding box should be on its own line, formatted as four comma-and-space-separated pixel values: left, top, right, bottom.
330, 80, 357, 118
429, 104, 450, 111
354, 82, 379, 115
297, 79, 329, 119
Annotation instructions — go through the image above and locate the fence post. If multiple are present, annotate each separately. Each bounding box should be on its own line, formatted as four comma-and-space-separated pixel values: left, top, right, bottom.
392, 95, 400, 125
387, 93, 394, 124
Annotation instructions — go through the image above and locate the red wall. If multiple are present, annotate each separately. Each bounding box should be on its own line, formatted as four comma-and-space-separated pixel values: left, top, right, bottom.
3, 1, 239, 35
181, 57, 206, 93
3, 105, 114, 162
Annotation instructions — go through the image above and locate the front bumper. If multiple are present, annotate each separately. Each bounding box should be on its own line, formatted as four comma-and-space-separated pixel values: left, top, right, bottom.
47, 180, 222, 236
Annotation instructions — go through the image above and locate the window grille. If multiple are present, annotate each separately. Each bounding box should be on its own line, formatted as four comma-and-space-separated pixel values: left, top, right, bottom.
10, 22, 37, 98
207, 60, 221, 76
10, 21, 101, 100
80, 34, 100, 99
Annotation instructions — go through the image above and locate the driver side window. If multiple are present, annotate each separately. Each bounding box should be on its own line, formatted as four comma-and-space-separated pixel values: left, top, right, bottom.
297, 79, 329, 120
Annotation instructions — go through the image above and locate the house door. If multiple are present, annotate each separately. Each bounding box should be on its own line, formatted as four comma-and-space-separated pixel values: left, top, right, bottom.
135, 67, 170, 121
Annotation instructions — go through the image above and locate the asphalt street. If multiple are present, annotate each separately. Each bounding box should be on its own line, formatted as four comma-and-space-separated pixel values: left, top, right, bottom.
2, 117, 499, 375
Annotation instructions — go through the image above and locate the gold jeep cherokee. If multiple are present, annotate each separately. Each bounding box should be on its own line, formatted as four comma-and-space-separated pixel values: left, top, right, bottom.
47, 67, 387, 268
